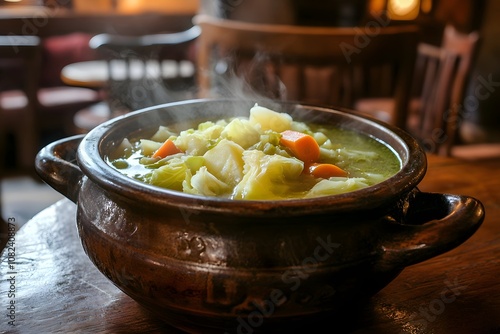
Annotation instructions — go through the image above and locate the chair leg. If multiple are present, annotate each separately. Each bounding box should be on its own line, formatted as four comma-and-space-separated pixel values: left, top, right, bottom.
16, 130, 38, 173
0, 132, 5, 171
0, 178, 8, 252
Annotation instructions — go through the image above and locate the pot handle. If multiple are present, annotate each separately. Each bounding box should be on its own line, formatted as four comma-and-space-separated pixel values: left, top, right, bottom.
377, 191, 484, 271
35, 135, 85, 204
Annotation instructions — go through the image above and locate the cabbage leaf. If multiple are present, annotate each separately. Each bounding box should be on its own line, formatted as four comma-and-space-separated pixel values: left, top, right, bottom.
203, 139, 245, 187
232, 150, 303, 200
185, 166, 230, 197
305, 177, 369, 198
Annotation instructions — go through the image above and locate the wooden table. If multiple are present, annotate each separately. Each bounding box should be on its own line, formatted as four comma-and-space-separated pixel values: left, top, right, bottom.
61, 59, 195, 89
1, 154, 500, 333
61, 59, 196, 132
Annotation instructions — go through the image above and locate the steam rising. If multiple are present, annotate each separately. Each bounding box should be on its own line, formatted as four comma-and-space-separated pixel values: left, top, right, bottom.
108, 40, 343, 134
206, 51, 290, 112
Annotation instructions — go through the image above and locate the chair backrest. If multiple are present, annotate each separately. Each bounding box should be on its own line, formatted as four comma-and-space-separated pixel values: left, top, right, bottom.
195, 14, 420, 129
411, 25, 479, 155
0, 35, 41, 170
89, 26, 201, 112
0, 36, 40, 107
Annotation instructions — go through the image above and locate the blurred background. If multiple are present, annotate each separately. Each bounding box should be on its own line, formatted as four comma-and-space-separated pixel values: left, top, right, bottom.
1, 0, 498, 227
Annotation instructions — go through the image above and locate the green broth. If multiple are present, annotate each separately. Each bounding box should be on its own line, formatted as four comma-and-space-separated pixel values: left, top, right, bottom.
313, 125, 400, 179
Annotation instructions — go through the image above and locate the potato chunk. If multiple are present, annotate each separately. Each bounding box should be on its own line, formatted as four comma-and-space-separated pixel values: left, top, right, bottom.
249, 105, 292, 132
203, 139, 245, 187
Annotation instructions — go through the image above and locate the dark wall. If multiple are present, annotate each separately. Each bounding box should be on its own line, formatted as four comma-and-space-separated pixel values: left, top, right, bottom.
461, 0, 500, 143
199, 0, 369, 27
433, 0, 486, 32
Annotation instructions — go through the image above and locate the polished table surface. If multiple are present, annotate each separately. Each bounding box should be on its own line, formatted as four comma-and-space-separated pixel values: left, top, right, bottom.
61, 59, 195, 132
61, 59, 196, 132
61, 59, 195, 89
1, 154, 500, 333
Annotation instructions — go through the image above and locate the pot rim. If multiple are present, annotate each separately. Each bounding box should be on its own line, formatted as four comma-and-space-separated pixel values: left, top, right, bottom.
77, 98, 427, 216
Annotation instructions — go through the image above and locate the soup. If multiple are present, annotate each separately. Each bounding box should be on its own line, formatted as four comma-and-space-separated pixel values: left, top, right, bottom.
107, 104, 401, 200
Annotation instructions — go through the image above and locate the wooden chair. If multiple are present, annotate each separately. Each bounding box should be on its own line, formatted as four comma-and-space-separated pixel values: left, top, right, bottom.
0, 38, 39, 251
70, 25, 201, 133
357, 25, 480, 156
0, 35, 102, 172
88, 25, 201, 114
195, 14, 420, 130
0, 36, 39, 172
412, 25, 480, 156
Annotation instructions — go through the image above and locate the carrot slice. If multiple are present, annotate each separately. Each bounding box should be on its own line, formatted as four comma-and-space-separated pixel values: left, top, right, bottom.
280, 130, 320, 163
152, 139, 182, 158
307, 163, 348, 178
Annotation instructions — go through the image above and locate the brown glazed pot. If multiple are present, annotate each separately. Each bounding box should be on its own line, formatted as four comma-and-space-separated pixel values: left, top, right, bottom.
36, 99, 484, 333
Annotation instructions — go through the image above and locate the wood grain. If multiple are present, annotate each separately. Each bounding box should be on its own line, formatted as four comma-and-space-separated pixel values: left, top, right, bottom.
1, 154, 499, 333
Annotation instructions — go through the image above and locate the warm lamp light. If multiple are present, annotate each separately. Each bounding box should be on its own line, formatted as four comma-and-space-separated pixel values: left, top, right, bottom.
369, 0, 432, 20
117, 0, 199, 14
388, 0, 420, 20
